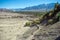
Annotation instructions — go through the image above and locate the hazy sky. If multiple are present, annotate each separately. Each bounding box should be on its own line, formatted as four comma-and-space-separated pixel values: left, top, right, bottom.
0, 0, 60, 9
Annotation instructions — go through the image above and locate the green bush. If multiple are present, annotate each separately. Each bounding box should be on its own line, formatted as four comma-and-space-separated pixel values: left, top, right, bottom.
48, 19, 53, 24
25, 18, 40, 26
32, 20, 40, 24
25, 22, 31, 26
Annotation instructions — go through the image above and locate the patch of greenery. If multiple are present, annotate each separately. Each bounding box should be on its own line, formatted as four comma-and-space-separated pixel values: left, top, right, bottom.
25, 21, 31, 26
25, 19, 40, 26
48, 19, 53, 24
32, 20, 40, 24
58, 12, 60, 17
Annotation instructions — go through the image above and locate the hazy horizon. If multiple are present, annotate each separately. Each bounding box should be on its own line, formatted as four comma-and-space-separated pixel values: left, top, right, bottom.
0, 0, 60, 9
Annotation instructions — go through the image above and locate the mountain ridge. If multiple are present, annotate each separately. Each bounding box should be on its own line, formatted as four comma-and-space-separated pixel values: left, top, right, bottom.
21, 3, 55, 10
0, 3, 55, 12
14, 3, 55, 12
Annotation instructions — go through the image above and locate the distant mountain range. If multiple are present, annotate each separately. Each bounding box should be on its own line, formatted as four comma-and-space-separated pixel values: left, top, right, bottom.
0, 3, 55, 12
13, 3, 55, 12
0, 8, 13, 12
21, 3, 55, 10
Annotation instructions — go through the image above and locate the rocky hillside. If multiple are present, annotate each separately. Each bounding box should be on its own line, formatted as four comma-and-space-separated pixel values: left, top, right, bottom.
20, 3, 60, 40
33, 21, 60, 40
17, 21, 60, 40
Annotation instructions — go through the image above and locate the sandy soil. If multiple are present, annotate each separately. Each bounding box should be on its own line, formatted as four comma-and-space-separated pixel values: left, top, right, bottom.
0, 12, 30, 40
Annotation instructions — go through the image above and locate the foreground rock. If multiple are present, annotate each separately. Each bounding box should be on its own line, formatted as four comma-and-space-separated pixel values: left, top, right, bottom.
31, 22, 60, 40
16, 21, 60, 40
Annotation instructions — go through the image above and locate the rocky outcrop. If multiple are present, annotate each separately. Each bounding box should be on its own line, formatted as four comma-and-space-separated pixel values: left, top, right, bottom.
17, 21, 60, 40
22, 3, 60, 40
31, 21, 60, 40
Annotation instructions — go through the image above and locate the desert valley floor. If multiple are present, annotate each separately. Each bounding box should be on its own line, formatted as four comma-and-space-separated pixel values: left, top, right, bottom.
0, 12, 60, 40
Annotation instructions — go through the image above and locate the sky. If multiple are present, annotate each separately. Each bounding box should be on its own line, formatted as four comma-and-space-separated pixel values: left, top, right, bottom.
0, 0, 60, 9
